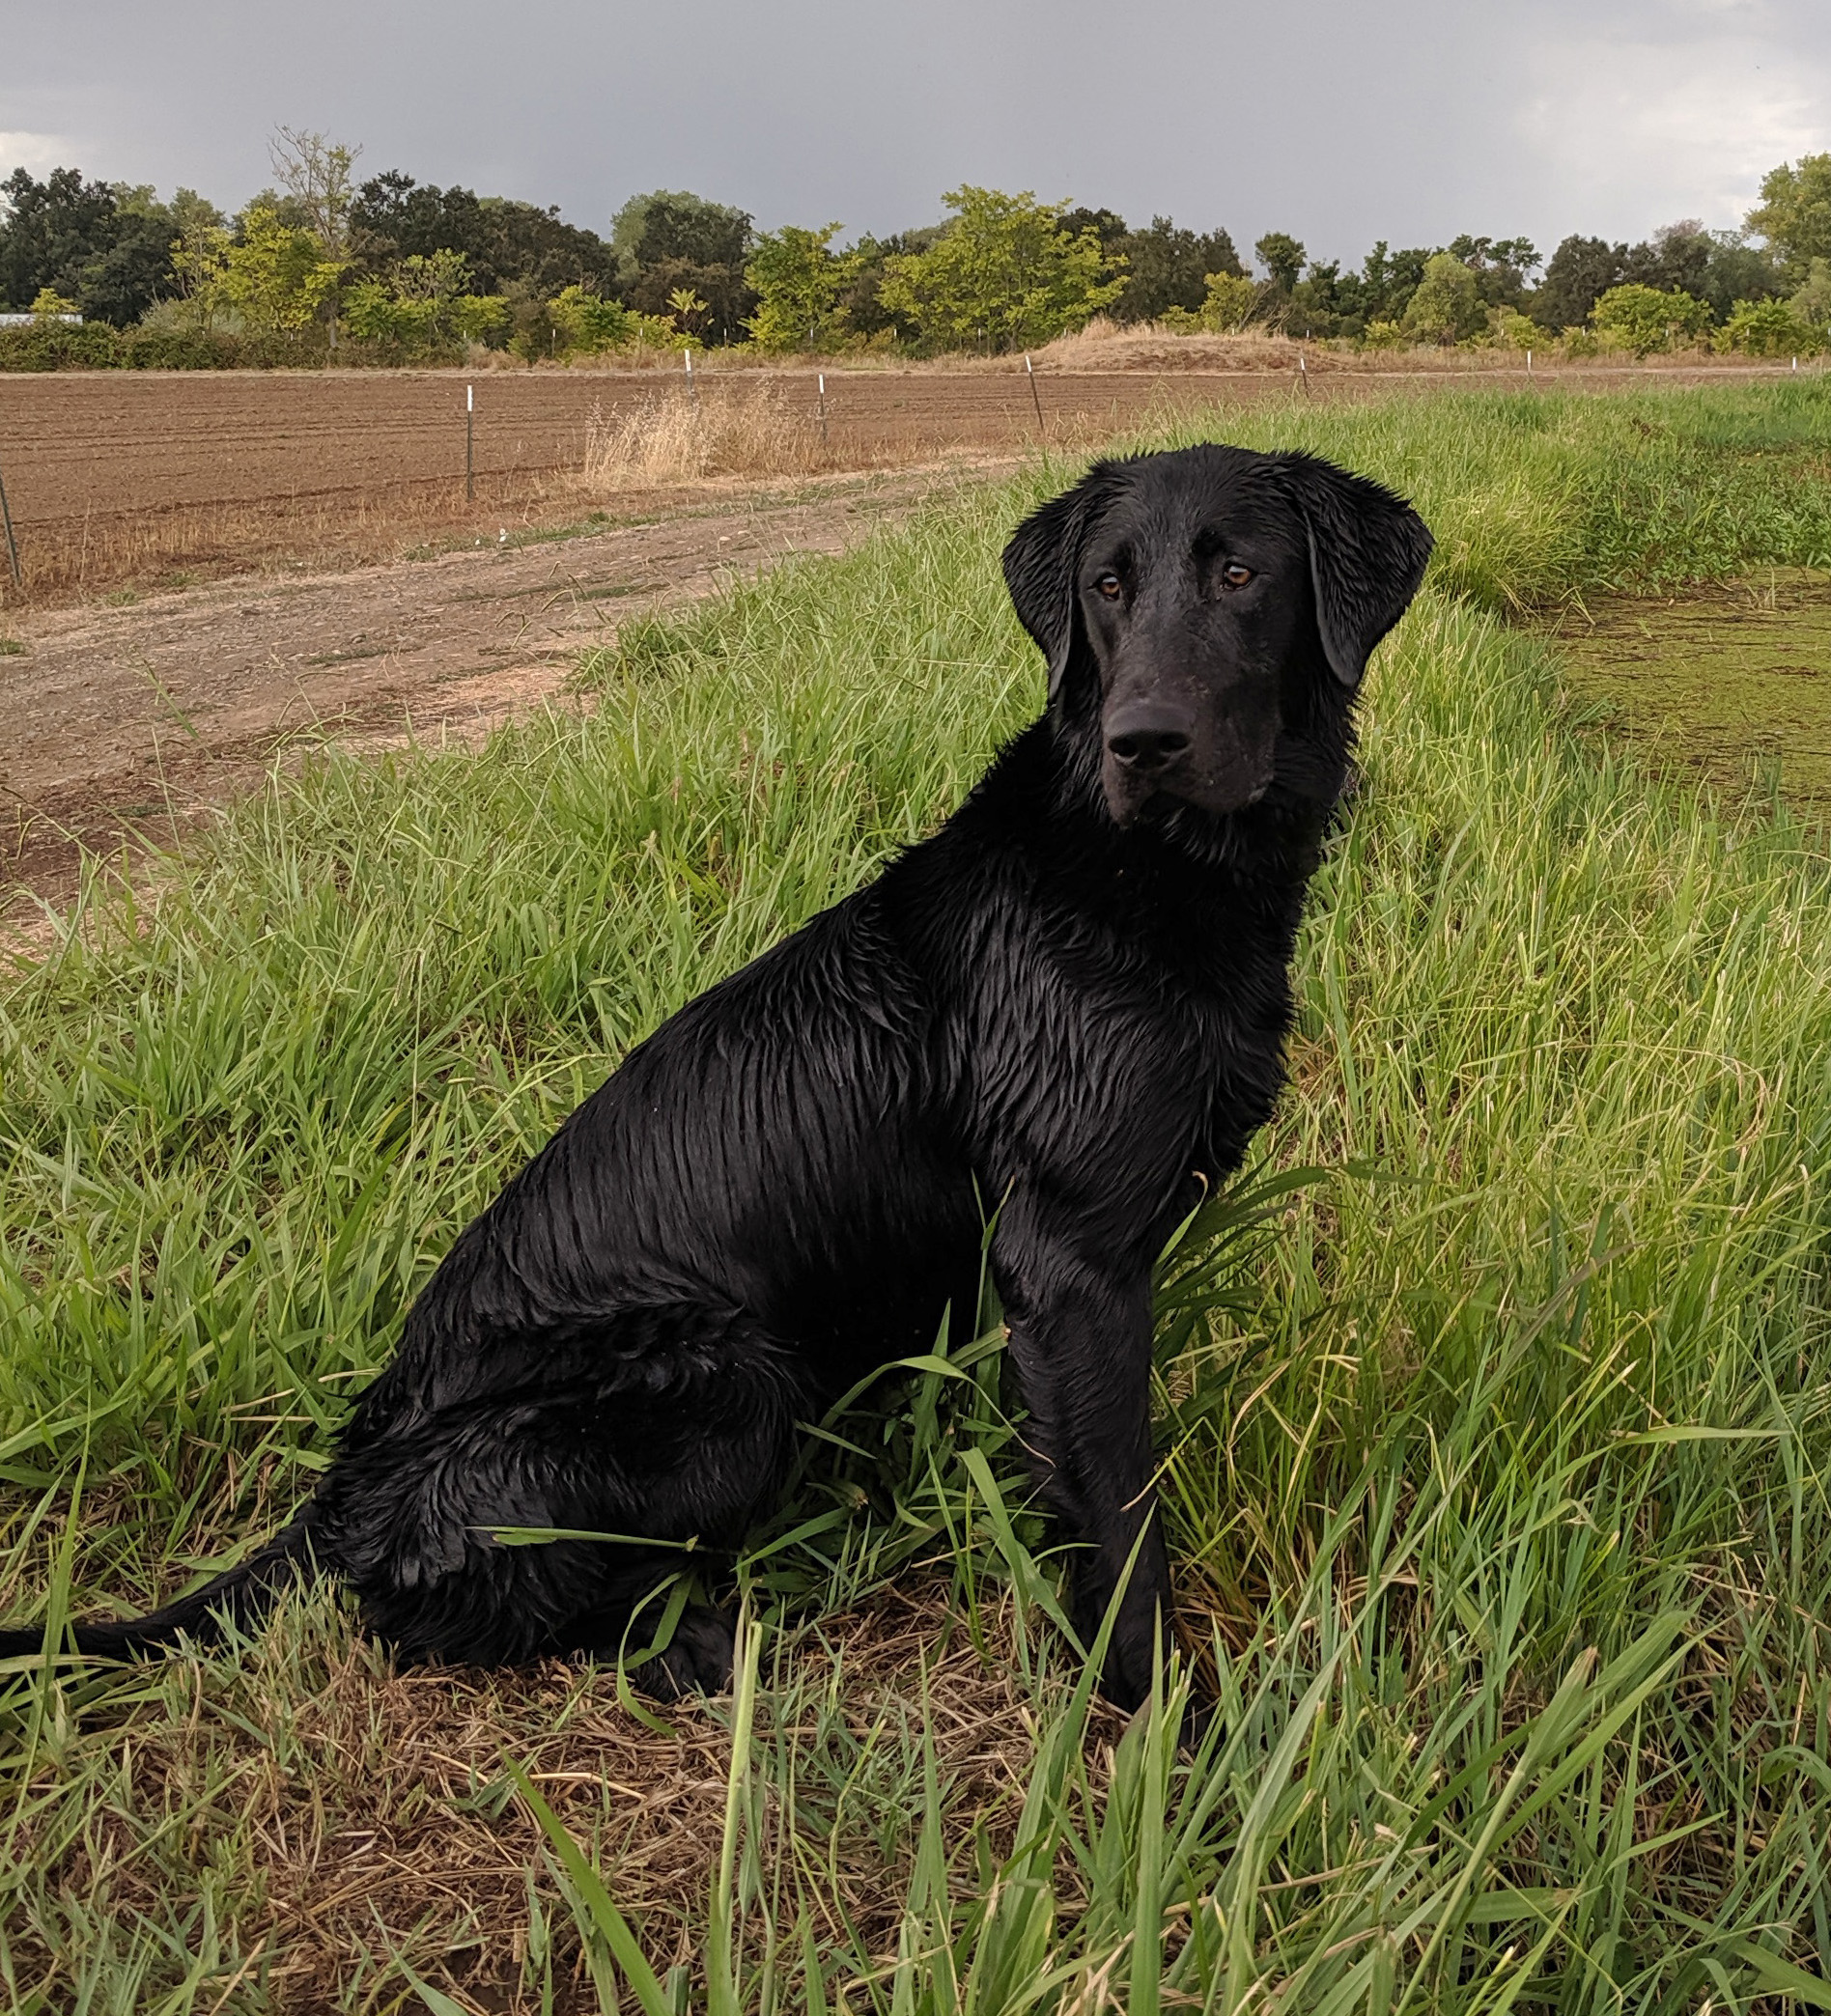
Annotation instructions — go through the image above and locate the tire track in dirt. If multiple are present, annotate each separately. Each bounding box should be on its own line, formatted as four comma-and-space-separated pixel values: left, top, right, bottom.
0, 462, 1007, 928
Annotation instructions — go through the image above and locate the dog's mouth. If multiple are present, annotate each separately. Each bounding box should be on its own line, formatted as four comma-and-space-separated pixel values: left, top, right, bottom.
1101, 764, 1273, 827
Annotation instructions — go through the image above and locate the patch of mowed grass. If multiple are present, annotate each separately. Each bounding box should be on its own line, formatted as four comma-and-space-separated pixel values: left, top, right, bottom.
5, 380, 1831, 2010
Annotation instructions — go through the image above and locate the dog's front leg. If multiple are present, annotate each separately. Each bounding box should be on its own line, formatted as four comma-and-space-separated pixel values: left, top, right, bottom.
993, 1221, 1170, 1712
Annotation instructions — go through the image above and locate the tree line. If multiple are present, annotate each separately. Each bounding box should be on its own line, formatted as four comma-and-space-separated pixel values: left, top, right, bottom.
3, 129, 1829, 368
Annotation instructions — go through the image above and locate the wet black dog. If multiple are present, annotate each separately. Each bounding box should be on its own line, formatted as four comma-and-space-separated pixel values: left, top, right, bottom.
1, 445, 1430, 1710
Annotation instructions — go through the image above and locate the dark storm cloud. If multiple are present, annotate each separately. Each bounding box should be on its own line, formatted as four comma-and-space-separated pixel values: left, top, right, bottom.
3, 0, 1827, 264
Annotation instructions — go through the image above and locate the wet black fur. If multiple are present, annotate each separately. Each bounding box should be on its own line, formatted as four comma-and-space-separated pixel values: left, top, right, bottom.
0, 445, 1431, 1710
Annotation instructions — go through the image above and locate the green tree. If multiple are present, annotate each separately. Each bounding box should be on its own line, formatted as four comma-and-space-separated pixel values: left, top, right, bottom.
1107, 214, 1244, 322
876, 186, 1123, 353
379, 248, 508, 350
170, 208, 233, 327
1401, 251, 1484, 344
1747, 154, 1831, 279
452, 293, 511, 347
1445, 234, 1540, 310
340, 277, 427, 346
352, 173, 618, 296
268, 127, 362, 349
1696, 232, 1784, 318
610, 189, 755, 339
1622, 220, 1710, 297
1289, 260, 1345, 335
1535, 235, 1626, 330
1354, 241, 1437, 326
610, 189, 752, 280
744, 223, 861, 351
831, 226, 947, 340
1254, 232, 1306, 294
1592, 282, 1711, 355
212, 201, 344, 334
394, 248, 470, 342
0, 165, 183, 322
1792, 257, 1831, 332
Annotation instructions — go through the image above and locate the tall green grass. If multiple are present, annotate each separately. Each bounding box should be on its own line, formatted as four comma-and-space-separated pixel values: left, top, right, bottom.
6, 380, 1831, 2010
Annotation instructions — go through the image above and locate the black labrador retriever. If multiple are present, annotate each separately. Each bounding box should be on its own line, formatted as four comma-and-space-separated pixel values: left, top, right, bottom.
1, 444, 1431, 1710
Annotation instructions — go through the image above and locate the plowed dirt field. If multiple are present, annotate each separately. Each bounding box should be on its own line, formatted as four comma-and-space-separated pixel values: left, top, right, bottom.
0, 367, 1239, 599
0, 359, 1788, 606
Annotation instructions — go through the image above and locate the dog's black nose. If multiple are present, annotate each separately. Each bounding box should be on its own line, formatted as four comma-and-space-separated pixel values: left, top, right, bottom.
1106, 710, 1192, 773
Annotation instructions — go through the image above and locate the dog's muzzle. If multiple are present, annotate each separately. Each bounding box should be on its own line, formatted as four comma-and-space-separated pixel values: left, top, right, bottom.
1101, 699, 1269, 824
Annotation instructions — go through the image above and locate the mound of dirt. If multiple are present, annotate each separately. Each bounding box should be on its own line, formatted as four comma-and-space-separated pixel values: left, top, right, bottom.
1035, 321, 1323, 374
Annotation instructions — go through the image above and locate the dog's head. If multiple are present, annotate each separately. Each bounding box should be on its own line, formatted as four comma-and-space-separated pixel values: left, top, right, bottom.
1002, 444, 1433, 826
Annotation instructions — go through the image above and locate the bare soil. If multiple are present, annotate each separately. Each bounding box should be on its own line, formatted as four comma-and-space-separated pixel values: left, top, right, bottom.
0, 462, 1001, 924
0, 355, 1783, 605
0, 366, 1218, 600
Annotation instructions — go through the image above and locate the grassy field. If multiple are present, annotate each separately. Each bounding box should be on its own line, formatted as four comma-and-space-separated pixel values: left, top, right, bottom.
5, 380, 1831, 2012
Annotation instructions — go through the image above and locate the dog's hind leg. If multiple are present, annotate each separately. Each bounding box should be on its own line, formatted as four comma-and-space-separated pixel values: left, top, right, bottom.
567, 1557, 740, 1698
315, 1319, 808, 1689
559, 1331, 815, 1696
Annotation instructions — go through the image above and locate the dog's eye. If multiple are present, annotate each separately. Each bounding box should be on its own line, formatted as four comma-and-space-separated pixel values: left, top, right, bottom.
1094, 573, 1123, 601
1222, 563, 1254, 588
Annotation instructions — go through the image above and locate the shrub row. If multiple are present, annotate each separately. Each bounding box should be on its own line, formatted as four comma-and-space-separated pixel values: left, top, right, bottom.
0, 322, 467, 372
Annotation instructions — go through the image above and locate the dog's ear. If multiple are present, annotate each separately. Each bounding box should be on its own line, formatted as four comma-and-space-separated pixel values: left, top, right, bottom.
1001, 465, 1118, 704
1279, 455, 1434, 687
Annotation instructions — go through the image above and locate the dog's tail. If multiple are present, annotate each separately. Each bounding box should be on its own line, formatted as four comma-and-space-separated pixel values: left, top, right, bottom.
0, 1521, 320, 1662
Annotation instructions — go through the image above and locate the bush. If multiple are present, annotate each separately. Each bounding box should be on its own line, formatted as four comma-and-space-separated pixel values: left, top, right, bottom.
1197, 269, 1258, 332
1591, 283, 1712, 356
1486, 306, 1539, 350
549, 284, 636, 355
0, 321, 123, 369
0, 322, 331, 371
119, 326, 245, 370
1715, 296, 1823, 357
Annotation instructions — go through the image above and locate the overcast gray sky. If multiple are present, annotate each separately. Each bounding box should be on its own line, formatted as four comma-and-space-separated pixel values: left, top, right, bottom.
3, 0, 1827, 266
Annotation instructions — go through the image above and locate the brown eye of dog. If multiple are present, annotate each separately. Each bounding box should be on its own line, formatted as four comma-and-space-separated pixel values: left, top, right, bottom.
1095, 573, 1122, 600
1222, 563, 1254, 588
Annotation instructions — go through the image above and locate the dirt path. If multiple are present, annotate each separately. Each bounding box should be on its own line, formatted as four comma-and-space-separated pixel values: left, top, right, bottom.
0, 461, 1001, 921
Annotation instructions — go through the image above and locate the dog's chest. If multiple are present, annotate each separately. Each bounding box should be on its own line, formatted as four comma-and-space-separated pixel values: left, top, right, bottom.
951, 883, 1291, 1171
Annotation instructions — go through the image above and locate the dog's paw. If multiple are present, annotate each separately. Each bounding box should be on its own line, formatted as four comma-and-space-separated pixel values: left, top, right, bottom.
632, 1604, 736, 1700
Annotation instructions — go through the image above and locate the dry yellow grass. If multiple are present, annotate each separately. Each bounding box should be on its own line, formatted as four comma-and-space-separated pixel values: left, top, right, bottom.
1033, 317, 1471, 374
574, 385, 840, 486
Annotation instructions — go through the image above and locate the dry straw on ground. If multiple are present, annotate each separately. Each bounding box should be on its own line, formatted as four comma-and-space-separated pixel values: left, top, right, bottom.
1031, 318, 1493, 375
8, 1584, 1085, 2014
574, 386, 837, 487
